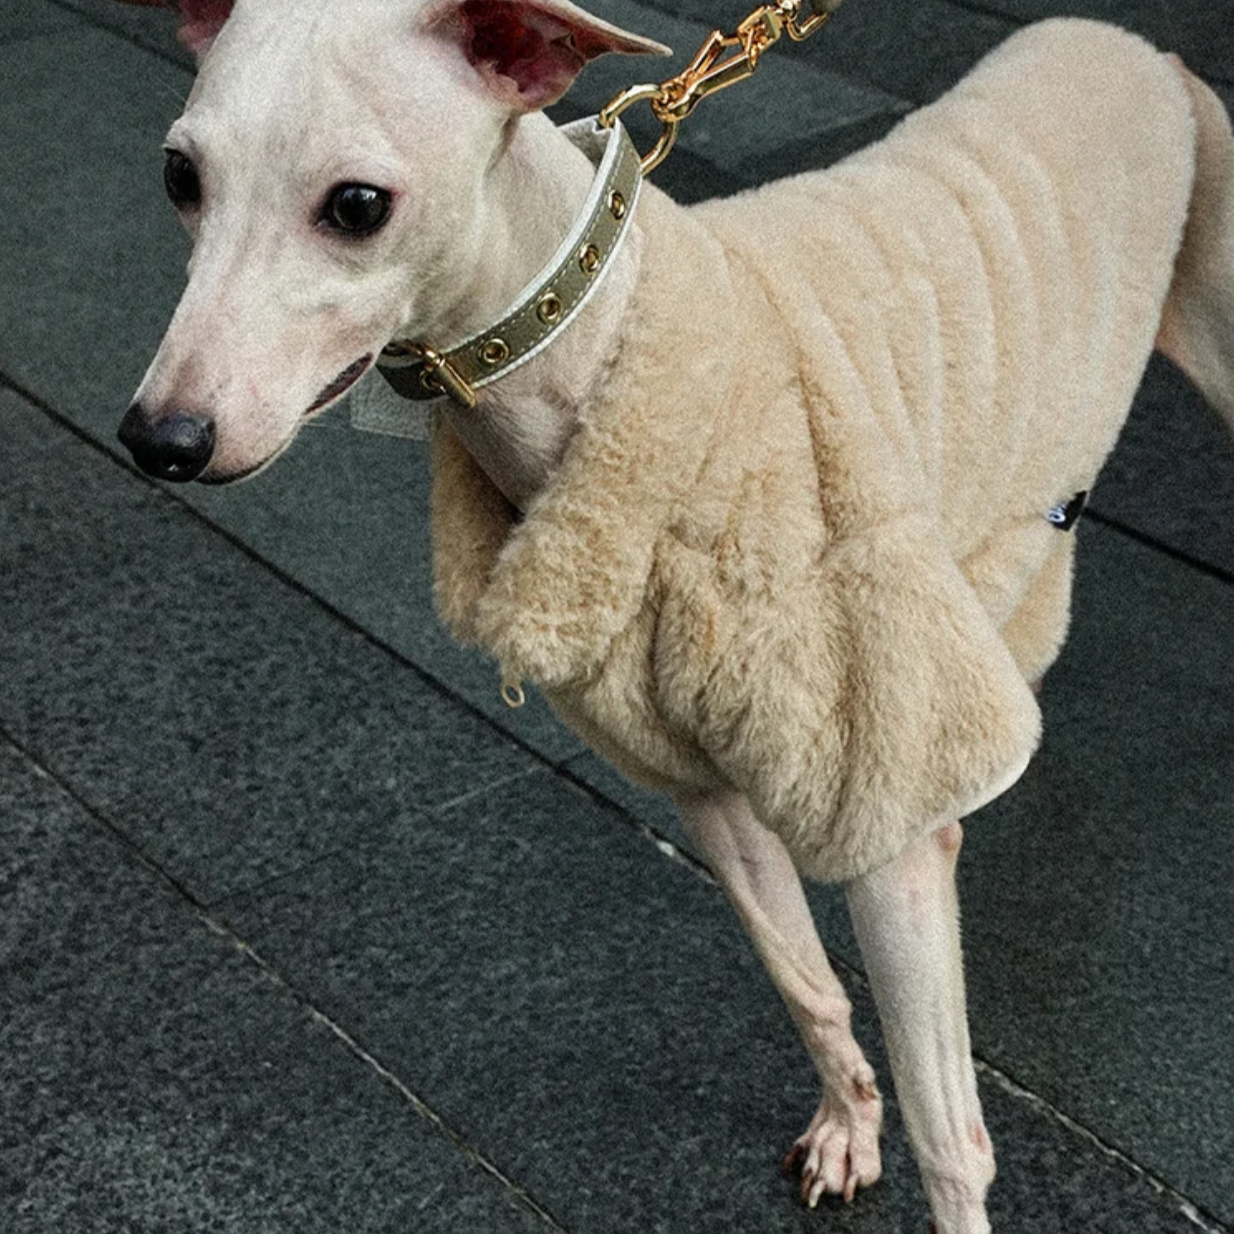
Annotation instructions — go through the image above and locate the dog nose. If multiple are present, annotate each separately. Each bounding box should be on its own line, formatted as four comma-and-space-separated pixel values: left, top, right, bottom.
118, 405, 216, 482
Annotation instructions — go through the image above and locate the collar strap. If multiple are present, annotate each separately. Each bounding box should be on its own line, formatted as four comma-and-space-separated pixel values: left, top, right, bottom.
377, 119, 643, 410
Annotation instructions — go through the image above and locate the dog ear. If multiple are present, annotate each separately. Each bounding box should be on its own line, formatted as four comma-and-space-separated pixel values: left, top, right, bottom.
175, 0, 235, 56
444, 0, 670, 110
109, 0, 234, 59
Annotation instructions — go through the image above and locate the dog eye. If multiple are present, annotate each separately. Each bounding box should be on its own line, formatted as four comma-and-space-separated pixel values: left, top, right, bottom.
321, 184, 392, 236
163, 149, 201, 209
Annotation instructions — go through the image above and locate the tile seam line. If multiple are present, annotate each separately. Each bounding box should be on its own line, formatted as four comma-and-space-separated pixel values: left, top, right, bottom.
43, 0, 191, 72
0, 374, 550, 762
818, 943, 1231, 1234
0, 371, 705, 858
972, 1056, 1232, 1234
214, 765, 553, 908
1, 605, 1224, 1229
1, 726, 1224, 1234
211, 926, 575, 1234
0, 720, 573, 1234
1084, 507, 1234, 587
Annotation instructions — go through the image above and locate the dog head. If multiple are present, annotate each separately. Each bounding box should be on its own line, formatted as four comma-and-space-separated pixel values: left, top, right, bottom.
115, 0, 665, 482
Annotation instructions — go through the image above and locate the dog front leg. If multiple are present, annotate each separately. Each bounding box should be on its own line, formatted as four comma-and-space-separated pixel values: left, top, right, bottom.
845, 822, 994, 1234
675, 789, 883, 1206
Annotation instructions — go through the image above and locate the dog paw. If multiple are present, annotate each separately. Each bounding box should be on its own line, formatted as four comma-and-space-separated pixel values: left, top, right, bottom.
781, 1073, 883, 1207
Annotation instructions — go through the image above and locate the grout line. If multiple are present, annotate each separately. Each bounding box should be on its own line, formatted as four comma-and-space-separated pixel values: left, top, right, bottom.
0, 370, 721, 871
972, 1059, 1232, 1234
42, 0, 191, 72
1085, 509, 1234, 587
0, 720, 212, 911
426, 764, 551, 817
801, 940, 1232, 1234
637, 805, 1232, 1233
0, 373, 557, 766
202, 921, 574, 1234
0, 721, 572, 1234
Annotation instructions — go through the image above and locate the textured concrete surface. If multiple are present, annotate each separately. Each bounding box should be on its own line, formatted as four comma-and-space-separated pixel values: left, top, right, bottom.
2, 1, 1231, 1231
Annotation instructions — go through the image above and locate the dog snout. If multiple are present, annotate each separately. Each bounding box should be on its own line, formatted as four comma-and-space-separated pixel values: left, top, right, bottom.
118, 405, 216, 483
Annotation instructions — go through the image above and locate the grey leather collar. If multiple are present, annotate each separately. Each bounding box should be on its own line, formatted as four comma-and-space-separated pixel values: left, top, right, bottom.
376, 118, 643, 410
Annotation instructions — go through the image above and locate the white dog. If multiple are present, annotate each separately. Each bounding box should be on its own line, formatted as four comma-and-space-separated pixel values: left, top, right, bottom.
114, 2, 1234, 1231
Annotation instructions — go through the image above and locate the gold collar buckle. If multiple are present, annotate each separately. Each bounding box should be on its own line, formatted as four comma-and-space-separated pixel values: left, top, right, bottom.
379, 342, 478, 410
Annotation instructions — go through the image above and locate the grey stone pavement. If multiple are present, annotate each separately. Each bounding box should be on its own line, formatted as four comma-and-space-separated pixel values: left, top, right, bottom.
1, 0, 1232, 1230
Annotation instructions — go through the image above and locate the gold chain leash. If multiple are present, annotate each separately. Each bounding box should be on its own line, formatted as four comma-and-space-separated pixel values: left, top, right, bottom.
598, 0, 841, 174
498, 0, 841, 711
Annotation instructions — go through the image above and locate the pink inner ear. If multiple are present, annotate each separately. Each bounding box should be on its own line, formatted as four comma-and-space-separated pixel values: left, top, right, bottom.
459, 0, 589, 109
177, 0, 235, 55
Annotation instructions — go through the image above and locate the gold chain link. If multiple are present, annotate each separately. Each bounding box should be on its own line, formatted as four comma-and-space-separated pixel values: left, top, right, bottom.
599, 0, 837, 174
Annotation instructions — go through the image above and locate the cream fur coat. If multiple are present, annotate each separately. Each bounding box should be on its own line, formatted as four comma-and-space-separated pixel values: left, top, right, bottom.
429, 20, 1200, 881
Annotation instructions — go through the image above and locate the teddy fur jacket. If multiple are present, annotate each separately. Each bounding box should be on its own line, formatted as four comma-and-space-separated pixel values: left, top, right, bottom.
429, 19, 1198, 881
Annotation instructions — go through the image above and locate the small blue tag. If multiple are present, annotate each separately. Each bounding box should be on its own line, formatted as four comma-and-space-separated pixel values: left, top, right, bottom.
1046, 490, 1089, 531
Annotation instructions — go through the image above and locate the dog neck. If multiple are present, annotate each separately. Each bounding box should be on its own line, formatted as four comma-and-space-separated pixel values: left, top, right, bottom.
429, 112, 645, 511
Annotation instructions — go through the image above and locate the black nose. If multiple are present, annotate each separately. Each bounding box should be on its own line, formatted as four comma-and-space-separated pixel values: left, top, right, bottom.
118, 406, 216, 483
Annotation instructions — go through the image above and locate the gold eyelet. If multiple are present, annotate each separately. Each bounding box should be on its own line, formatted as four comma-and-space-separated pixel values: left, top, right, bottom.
478, 338, 510, 366
579, 244, 602, 275
537, 293, 563, 325
608, 190, 626, 220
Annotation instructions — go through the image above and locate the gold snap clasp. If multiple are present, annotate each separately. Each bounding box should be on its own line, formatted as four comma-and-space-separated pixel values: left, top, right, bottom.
478, 337, 510, 366
537, 294, 563, 325
579, 244, 602, 275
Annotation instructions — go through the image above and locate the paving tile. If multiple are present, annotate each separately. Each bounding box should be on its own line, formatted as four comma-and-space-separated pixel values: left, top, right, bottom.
0, 386, 537, 904
577, 0, 909, 173
0, 738, 552, 1234
643, 0, 1017, 105
0, 28, 188, 417
52, 0, 191, 68
952, 0, 1234, 85
738, 108, 905, 182
958, 518, 1234, 1221
215, 766, 1214, 1233
185, 407, 587, 763
562, 519, 1234, 1224
1089, 355, 1234, 578
0, 0, 80, 40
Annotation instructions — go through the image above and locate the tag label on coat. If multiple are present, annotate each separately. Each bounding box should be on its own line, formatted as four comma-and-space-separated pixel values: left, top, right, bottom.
1046, 490, 1089, 531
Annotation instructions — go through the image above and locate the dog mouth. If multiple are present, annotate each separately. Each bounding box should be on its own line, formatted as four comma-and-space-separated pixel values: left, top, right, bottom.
304, 353, 374, 417
197, 436, 294, 486
196, 354, 375, 486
